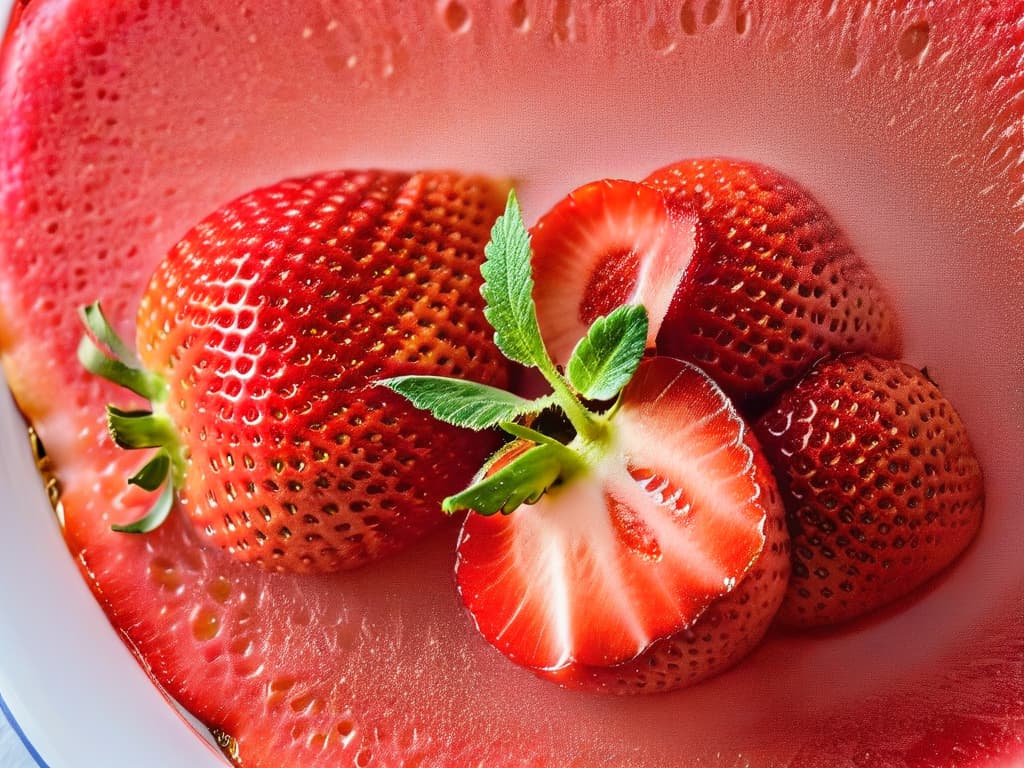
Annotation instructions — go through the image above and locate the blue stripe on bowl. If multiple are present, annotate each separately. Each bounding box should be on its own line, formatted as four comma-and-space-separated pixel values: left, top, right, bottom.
0, 685, 50, 768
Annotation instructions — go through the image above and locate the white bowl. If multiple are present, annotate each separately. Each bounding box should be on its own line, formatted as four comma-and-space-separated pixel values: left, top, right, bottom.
1, 1, 1021, 766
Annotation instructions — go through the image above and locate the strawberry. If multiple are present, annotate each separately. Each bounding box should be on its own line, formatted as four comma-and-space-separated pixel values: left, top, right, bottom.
79, 169, 510, 574
530, 178, 704, 360
530, 162, 903, 410
551, 476, 790, 693
754, 354, 984, 627
2, 0, 1019, 763
384, 193, 787, 691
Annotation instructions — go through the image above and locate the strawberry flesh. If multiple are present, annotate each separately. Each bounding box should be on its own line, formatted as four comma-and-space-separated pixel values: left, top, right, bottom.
755, 354, 984, 627
552, 478, 789, 693
530, 179, 702, 363
456, 357, 778, 676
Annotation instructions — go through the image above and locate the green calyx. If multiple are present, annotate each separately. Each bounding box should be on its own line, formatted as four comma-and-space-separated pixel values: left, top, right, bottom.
78, 302, 183, 534
380, 190, 651, 517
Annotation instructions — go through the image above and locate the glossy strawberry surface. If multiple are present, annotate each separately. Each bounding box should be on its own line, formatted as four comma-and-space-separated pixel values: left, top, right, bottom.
456, 357, 788, 692
644, 158, 903, 407
531, 161, 903, 411
130, 169, 508, 573
756, 354, 984, 627
2, 1, 1022, 766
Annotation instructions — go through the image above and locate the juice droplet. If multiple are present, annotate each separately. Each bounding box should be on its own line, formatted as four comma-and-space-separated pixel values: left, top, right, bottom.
148, 557, 181, 591
897, 20, 930, 63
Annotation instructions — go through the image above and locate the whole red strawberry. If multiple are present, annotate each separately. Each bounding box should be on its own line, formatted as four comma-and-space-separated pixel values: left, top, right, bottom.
79, 170, 510, 574
530, 162, 903, 410
755, 354, 984, 627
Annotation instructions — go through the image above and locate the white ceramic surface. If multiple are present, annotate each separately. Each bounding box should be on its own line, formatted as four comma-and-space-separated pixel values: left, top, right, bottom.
0, 380, 227, 767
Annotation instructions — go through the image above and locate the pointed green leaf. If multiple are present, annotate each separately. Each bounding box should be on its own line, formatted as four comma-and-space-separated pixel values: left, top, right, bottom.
479, 191, 549, 369
111, 480, 175, 534
106, 406, 177, 450
566, 304, 649, 400
128, 450, 171, 492
78, 335, 167, 402
79, 302, 139, 366
442, 442, 565, 516
379, 375, 555, 430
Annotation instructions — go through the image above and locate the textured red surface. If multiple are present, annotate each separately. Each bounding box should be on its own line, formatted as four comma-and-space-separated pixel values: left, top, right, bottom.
1, 1, 1022, 766
756, 354, 984, 627
645, 158, 903, 408
456, 358, 782, 679
133, 169, 507, 573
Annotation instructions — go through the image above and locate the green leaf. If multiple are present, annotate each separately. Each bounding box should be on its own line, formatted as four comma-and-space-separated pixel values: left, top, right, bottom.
111, 480, 175, 534
79, 302, 139, 366
128, 450, 171, 492
479, 191, 549, 369
566, 304, 649, 400
442, 442, 565, 516
379, 375, 554, 430
106, 406, 177, 450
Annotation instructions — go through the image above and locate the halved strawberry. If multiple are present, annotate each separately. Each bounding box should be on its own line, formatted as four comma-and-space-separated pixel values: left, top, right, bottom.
530, 179, 703, 362
531, 163, 903, 410
755, 354, 984, 627
79, 169, 510, 574
386, 195, 786, 691
455, 356, 787, 685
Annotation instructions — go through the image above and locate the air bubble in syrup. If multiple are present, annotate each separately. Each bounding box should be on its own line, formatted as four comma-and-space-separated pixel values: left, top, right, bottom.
702, 0, 722, 26
647, 21, 674, 54
898, 20, 930, 63
509, 0, 529, 31
680, 1, 698, 36
439, 0, 471, 34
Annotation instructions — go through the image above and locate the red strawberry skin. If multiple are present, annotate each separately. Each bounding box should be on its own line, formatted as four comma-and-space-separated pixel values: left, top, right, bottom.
455, 357, 787, 691
755, 354, 984, 627
644, 158, 903, 405
3, 0, 1021, 764
136, 170, 510, 573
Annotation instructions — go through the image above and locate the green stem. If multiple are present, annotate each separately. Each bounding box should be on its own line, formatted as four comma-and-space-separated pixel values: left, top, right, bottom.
107, 406, 178, 450
535, 357, 604, 444
500, 421, 587, 476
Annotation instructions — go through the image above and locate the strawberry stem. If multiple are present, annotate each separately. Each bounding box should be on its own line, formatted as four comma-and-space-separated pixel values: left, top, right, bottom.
78, 301, 185, 534
107, 405, 176, 448
535, 356, 605, 444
